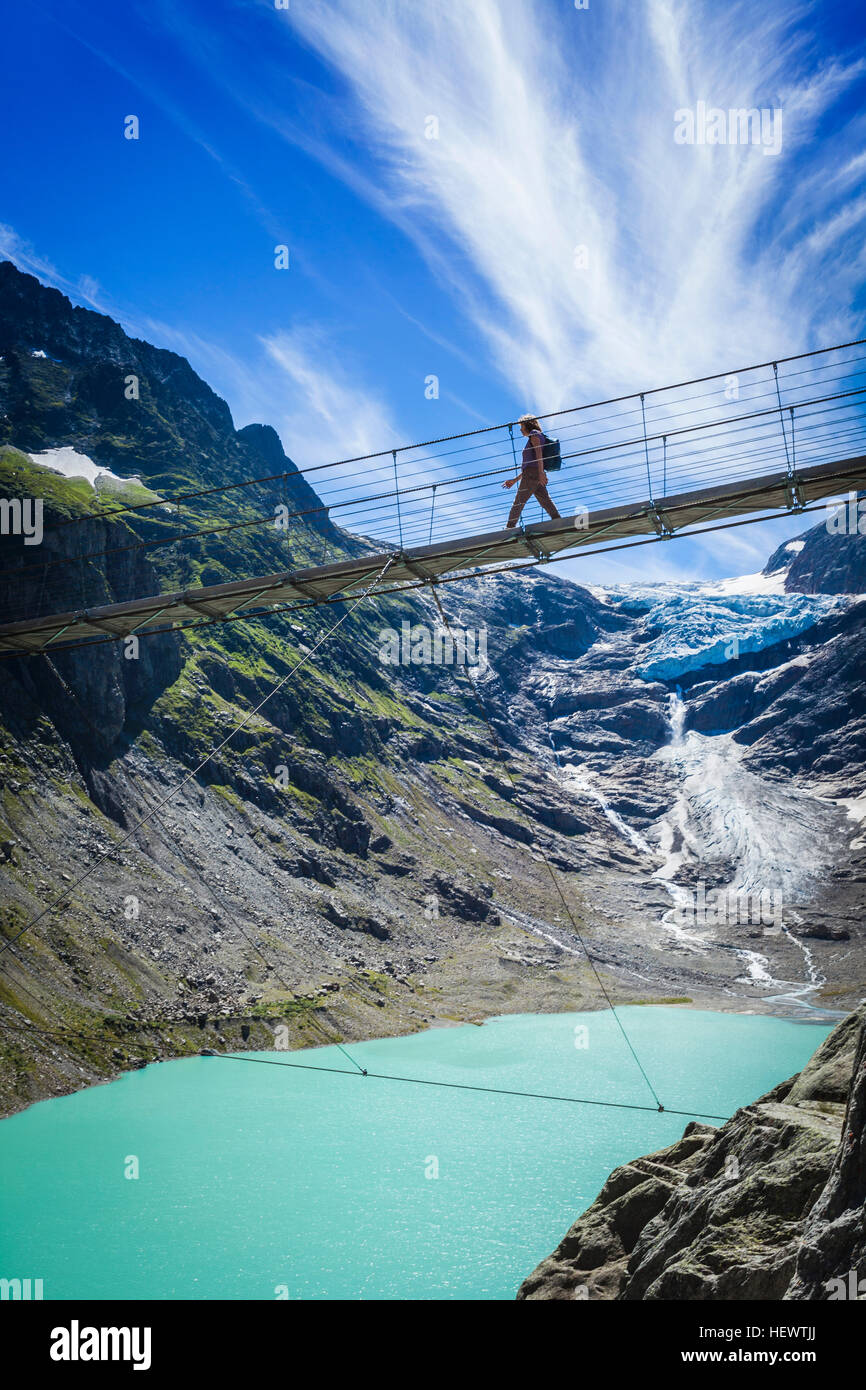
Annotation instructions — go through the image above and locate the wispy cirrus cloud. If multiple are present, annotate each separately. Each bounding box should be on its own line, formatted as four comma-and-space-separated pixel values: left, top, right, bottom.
134, 314, 401, 475
0, 225, 113, 315
259, 330, 400, 463
6, 0, 864, 583
265, 0, 866, 409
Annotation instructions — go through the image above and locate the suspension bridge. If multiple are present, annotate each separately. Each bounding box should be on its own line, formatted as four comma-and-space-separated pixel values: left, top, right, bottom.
1, 340, 865, 656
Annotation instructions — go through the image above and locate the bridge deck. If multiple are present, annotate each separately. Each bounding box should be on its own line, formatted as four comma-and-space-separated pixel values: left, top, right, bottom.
1, 455, 863, 656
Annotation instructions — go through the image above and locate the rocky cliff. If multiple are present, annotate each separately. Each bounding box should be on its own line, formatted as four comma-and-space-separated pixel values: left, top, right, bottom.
518, 1004, 866, 1300
0, 263, 635, 1114
0, 261, 336, 539
765, 507, 866, 596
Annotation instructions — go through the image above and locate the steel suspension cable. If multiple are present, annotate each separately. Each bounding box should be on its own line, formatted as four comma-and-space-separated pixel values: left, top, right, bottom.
20, 339, 866, 539
200, 1050, 730, 1122
428, 586, 664, 1112
6, 383, 862, 585
0, 497, 845, 662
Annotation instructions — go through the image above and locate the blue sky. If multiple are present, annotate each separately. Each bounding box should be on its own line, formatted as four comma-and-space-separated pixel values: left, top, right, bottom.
2, 0, 865, 584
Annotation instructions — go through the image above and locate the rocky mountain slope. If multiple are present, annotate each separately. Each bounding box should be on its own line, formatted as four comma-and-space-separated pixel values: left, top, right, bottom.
0, 263, 635, 1114
518, 1003, 866, 1300
0, 259, 864, 1121
0, 260, 337, 550
765, 510, 866, 595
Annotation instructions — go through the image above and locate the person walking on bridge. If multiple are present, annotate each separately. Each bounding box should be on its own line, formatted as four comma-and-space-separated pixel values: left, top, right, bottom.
503, 414, 561, 528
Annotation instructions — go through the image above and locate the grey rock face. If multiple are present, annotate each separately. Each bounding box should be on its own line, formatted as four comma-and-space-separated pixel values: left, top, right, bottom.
764, 506, 866, 596
517, 1007, 864, 1301
2, 261, 864, 1144
786, 1012, 866, 1300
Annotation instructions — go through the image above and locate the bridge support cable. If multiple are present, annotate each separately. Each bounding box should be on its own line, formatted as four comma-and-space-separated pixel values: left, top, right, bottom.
4, 337, 860, 549
0, 584, 408, 1068
0, 492, 858, 663
1, 361, 864, 603
392, 450, 404, 550
639, 392, 655, 506
0, 557, 403, 1069
773, 362, 792, 472
124, 772, 369, 1074
508, 421, 519, 480
1, 350, 862, 625
200, 1051, 730, 1123
786, 406, 804, 509
428, 587, 665, 1113
0, 554, 736, 1120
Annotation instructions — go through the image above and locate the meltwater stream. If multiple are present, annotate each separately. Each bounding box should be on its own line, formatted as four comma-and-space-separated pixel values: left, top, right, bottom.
557, 680, 839, 1005
0, 1008, 830, 1300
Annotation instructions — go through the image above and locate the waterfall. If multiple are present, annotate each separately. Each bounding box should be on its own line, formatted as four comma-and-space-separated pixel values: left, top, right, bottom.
668, 686, 686, 747
561, 765, 655, 857
544, 695, 655, 856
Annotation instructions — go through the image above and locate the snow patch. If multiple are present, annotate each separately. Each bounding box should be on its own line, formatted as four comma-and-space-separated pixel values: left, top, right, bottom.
836, 792, 866, 850
753, 653, 811, 692
28, 447, 153, 496
702, 569, 789, 597
838, 791, 866, 825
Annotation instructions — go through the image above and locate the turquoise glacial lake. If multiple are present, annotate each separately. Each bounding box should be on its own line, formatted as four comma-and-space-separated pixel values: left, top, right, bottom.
0, 1007, 831, 1300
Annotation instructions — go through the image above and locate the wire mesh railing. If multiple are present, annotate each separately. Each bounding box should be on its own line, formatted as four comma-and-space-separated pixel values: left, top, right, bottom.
1, 341, 864, 624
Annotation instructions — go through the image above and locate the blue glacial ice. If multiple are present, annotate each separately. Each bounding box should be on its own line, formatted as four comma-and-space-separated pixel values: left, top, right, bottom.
600, 581, 848, 682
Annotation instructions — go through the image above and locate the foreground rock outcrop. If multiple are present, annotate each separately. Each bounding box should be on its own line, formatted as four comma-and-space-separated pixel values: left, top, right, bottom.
787, 1010, 866, 1299
518, 1006, 866, 1300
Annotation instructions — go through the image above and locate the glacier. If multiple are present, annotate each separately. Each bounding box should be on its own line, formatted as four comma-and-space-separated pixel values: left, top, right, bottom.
596, 580, 847, 682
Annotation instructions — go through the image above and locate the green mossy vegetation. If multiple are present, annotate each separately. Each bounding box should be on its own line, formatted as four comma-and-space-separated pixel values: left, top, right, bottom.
0, 446, 97, 517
